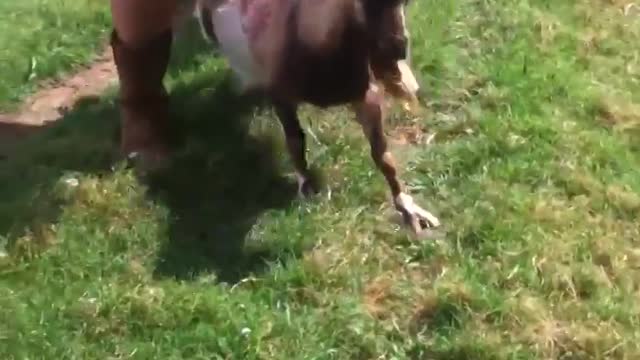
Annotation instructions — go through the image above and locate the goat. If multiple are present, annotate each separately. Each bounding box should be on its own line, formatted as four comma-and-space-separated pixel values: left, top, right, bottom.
182, 0, 440, 234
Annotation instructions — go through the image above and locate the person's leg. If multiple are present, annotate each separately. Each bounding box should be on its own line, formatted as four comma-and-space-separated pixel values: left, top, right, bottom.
110, 0, 179, 171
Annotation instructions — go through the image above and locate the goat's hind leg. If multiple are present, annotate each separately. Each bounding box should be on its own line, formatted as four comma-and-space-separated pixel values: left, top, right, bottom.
273, 101, 318, 198
353, 84, 440, 234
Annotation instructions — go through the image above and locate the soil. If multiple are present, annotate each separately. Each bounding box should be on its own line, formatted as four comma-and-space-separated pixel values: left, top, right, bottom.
0, 48, 117, 157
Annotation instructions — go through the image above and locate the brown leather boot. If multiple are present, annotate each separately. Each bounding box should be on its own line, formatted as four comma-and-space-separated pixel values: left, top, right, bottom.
111, 28, 173, 172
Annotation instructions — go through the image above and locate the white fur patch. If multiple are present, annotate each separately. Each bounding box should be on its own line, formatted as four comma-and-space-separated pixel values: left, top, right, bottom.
208, 2, 264, 91
396, 4, 411, 61
295, 171, 307, 192
398, 5, 409, 39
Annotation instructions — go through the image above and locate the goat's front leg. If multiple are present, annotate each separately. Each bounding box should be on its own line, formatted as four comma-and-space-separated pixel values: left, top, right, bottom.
353, 84, 440, 233
273, 100, 318, 198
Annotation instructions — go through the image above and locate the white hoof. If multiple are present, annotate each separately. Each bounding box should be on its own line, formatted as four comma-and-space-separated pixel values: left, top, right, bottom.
394, 192, 441, 233
296, 172, 317, 199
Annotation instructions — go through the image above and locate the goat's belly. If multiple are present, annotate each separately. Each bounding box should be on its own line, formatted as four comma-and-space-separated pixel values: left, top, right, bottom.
285, 50, 371, 108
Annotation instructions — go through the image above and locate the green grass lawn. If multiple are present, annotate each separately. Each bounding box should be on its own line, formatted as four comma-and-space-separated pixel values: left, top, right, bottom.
2, 0, 640, 358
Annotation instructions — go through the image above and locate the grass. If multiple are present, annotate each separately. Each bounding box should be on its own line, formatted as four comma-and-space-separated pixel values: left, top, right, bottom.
0, 0, 110, 111
2, 0, 640, 358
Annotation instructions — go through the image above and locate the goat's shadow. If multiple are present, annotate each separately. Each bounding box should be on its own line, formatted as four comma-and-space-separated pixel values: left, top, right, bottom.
149, 22, 299, 283
147, 74, 298, 283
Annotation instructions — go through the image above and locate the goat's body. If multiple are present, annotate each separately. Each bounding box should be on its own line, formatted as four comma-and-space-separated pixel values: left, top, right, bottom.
183, 0, 441, 233
271, 0, 370, 107
190, 0, 371, 107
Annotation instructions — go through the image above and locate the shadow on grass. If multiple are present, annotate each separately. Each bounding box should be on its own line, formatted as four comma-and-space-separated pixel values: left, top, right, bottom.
0, 20, 299, 284
148, 74, 298, 283
0, 97, 117, 240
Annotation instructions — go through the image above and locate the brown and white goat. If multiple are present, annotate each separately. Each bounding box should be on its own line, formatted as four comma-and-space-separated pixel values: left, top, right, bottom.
187, 0, 440, 234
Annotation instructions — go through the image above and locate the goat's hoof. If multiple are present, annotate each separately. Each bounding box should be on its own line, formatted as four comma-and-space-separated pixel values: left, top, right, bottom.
123, 149, 171, 176
394, 192, 441, 234
297, 176, 319, 199
296, 171, 320, 198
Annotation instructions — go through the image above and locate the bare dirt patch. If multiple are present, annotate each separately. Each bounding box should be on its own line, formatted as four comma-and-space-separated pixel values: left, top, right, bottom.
0, 48, 117, 156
